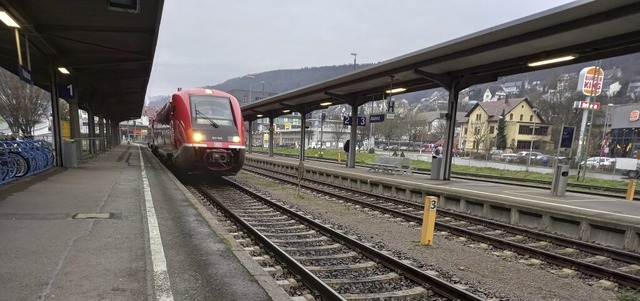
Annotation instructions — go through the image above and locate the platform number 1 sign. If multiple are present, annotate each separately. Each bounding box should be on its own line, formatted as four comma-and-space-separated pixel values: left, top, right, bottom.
58, 83, 74, 100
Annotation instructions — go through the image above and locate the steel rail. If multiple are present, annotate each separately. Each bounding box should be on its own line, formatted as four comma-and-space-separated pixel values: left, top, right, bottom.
195, 183, 346, 301
244, 165, 640, 289
252, 152, 637, 200
222, 176, 485, 301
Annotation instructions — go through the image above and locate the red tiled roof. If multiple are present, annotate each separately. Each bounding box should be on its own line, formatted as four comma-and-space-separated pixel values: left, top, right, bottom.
465, 97, 532, 121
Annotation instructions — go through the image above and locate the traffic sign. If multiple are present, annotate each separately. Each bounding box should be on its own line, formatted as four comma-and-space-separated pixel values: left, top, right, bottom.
343, 116, 366, 126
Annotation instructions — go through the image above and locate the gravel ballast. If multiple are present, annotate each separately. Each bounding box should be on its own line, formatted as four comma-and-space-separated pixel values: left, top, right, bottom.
235, 171, 620, 301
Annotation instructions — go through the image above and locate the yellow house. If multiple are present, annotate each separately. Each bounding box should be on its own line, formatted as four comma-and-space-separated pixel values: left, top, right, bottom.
458, 97, 551, 153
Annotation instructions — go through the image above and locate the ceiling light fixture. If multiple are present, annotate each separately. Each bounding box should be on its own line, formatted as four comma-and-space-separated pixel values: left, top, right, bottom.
108, 0, 140, 13
58, 67, 70, 74
0, 8, 20, 28
320, 102, 332, 106
527, 55, 577, 67
385, 87, 406, 94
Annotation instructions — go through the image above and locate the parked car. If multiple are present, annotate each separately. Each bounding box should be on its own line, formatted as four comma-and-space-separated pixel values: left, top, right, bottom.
500, 153, 518, 162
580, 157, 615, 167
516, 151, 544, 159
490, 149, 504, 156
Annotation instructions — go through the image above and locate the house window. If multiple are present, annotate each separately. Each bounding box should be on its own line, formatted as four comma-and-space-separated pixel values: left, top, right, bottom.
510, 113, 513, 120
529, 115, 533, 122
476, 114, 481, 121
519, 114, 523, 121
489, 126, 495, 134
464, 127, 467, 135
474, 128, 481, 135
518, 125, 549, 135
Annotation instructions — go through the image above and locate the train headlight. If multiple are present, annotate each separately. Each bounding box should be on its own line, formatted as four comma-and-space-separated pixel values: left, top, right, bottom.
193, 132, 204, 142
231, 136, 241, 143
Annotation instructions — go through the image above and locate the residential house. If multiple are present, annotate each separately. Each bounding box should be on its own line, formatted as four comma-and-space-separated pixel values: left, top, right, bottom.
502, 81, 526, 96
482, 85, 507, 102
458, 97, 551, 153
627, 75, 640, 101
416, 111, 446, 137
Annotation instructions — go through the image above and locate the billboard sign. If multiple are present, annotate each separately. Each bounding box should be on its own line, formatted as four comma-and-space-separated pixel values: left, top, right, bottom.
560, 126, 575, 148
577, 66, 604, 96
574, 100, 600, 110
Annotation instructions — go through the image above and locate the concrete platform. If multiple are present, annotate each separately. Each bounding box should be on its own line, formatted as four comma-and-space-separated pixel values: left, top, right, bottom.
0, 144, 289, 301
245, 153, 640, 252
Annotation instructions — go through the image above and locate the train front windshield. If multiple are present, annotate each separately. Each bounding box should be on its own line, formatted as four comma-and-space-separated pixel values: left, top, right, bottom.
190, 95, 236, 128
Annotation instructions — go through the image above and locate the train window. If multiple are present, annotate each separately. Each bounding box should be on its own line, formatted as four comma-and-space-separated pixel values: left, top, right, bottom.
190, 95, 235, 127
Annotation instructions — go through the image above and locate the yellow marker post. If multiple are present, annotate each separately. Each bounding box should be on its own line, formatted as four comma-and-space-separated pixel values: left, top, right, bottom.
420, 196, 438, 246
626, 179, 636, 201
338, 152, 342, 163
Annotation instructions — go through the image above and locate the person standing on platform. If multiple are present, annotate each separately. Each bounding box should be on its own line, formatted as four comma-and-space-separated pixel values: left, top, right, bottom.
343, 139, 350, 166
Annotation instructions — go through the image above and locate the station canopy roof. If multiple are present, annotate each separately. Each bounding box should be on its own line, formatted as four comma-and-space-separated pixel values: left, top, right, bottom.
241, 0, 640, 122
0, 0, 163, 122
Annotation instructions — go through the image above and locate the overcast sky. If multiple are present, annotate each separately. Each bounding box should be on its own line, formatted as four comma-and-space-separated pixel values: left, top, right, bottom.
145, 0, 576, 99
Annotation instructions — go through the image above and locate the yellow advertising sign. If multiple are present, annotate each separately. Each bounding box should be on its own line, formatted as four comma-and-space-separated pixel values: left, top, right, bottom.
61, 120, 71, 139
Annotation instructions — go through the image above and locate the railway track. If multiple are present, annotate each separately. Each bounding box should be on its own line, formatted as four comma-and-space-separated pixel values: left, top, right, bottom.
243, 164, 640, 290
191, 177, 485, 300
256, 153, 636, 200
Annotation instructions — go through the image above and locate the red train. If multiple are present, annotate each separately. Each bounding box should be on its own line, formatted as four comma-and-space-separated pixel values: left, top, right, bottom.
149, 88, 246, 176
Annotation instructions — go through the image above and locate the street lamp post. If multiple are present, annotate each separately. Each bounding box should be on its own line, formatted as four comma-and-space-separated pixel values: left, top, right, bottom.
351, 53, 357, 70
602, 104, 615, 148
261, 81, 265, 99
132, 121, 137, 142
369, 100, 374, 150
526, 108, 539, 172
244, 75, 255, 104
320, 112, 325, 149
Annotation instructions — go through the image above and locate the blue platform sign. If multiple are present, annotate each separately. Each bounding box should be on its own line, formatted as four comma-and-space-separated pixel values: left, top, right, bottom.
370, 114, 385, 123
560, 126, 575, 148
343, 116, 366, 126
58, 83, 74, 100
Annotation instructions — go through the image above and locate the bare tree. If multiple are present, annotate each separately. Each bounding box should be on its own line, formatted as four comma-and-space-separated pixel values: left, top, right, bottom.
329, 122, 348, 149
528, 74, 585, 155
375, 114, 403, 145
430, 118, 447, 140
58, 99, 70, 121
356, 123, 370, 150
403, 112, 425, 147
470, 121, 489, 152
0, 68, 50, 136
